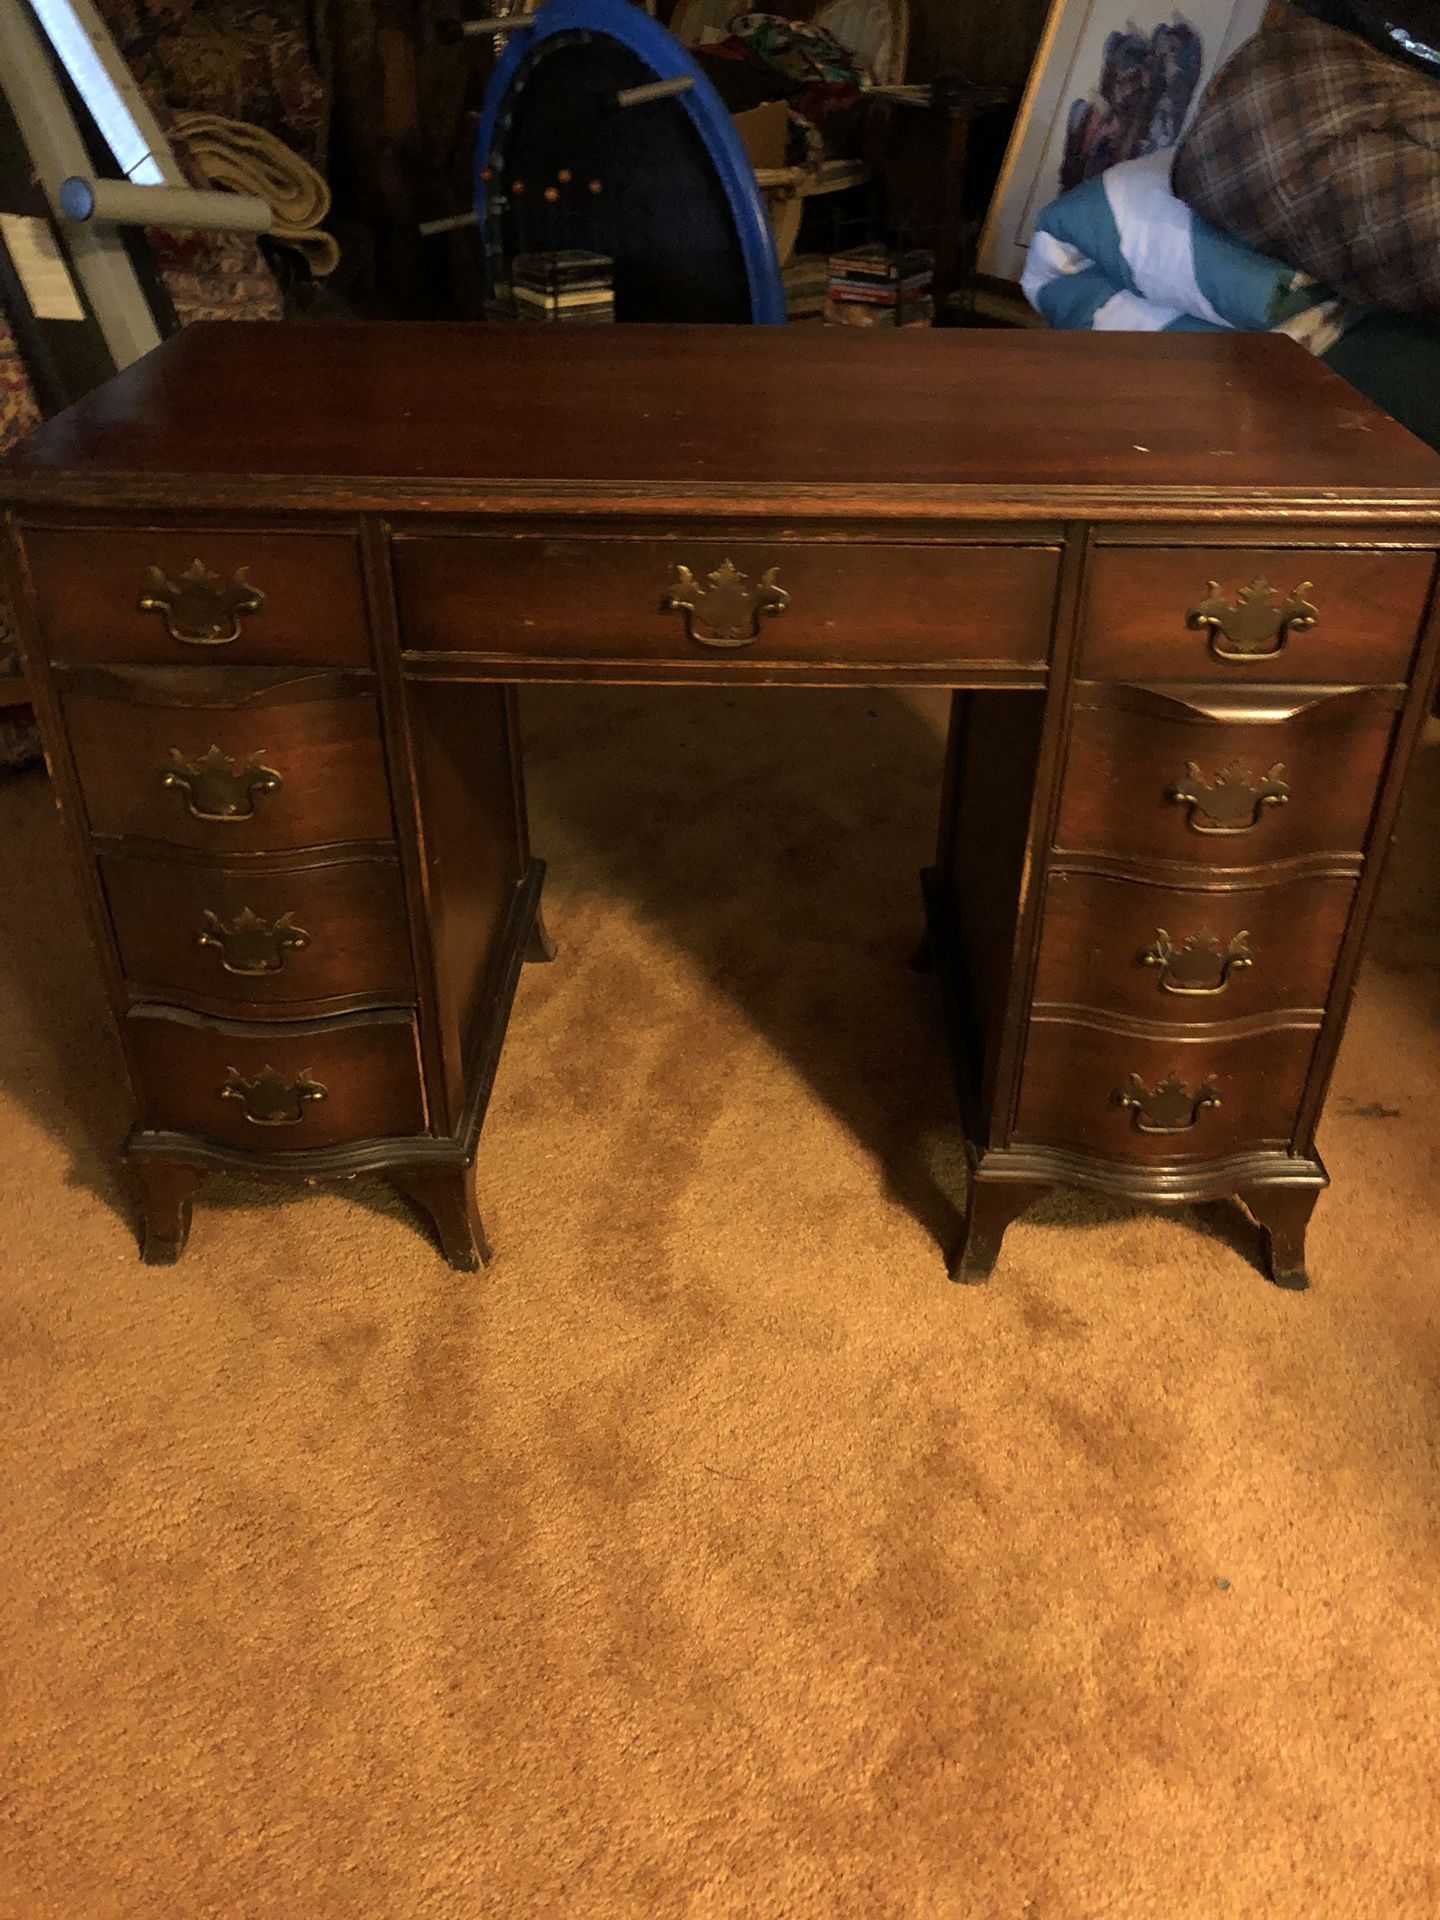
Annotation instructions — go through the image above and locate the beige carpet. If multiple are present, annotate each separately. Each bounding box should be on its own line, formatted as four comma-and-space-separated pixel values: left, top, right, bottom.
2, 687, 1438, 1919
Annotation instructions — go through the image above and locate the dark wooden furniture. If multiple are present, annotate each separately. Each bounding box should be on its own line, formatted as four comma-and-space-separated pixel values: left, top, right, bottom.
878, 77, 1016, 312
5, 323, 1439, 1287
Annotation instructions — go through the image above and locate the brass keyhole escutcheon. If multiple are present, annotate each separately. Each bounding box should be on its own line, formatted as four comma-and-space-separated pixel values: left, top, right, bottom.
661, 559, 789, 648
1187, 578, 1318, 662
161, 746, 282, 822
140, 560, 266, 647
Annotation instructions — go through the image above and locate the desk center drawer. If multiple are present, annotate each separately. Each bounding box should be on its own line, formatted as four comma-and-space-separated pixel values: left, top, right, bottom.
391, 535, 1059, 670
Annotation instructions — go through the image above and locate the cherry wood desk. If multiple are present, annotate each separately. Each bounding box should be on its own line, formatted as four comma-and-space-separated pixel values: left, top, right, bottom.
5, 323, 1440, 1286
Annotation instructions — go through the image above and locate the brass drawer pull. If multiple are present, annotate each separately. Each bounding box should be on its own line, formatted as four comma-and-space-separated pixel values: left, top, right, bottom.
1114, 1071, 1221, 1135
161, 746, 282, 822
1187, 578, 1318, 662
220, 1064, 327, 1126
1167, 759, 1289, 835
662, 559, 789, 648
140, 560, 266, 647
1140, 927, 1253, 997
198, 907, 311, 976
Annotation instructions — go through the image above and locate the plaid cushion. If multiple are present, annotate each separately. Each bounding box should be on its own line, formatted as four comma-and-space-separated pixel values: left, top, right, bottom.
1173, 15, 1440, 311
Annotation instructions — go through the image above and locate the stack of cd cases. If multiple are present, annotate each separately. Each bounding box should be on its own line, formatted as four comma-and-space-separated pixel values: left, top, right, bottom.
511, 251, 615, 323
823, 245, 934, 328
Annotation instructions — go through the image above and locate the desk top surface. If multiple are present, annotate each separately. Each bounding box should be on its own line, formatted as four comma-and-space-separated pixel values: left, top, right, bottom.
6, 322, 1440, 520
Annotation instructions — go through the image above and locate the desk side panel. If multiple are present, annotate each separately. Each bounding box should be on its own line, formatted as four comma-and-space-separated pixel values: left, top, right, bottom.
935, 689, 1048, 1138
401, 679, 530, 1134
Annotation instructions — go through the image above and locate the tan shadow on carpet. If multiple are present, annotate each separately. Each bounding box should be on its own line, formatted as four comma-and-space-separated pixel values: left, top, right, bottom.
513, 684, 1299, 1275
0, 764, 134, 1220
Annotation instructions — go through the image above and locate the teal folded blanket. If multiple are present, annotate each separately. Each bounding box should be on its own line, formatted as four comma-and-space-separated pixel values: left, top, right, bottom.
1021, 149, 1357, 354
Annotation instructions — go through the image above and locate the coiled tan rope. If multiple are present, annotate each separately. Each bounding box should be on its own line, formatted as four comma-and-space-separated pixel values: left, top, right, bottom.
172, 111, 340, 276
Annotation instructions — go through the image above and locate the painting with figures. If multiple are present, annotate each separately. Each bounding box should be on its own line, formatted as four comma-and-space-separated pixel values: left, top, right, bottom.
979, 1, 1267, 282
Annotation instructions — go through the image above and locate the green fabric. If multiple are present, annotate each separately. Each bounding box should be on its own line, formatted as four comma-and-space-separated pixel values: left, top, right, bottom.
1324, 310, 1440, 454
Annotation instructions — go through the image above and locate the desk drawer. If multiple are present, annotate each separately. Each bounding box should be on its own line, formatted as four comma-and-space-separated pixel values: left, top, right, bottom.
1054, 685, 1396, 867
1033, 869, 1357, 1021
23, 528, 372, 668
1081, 546, 1433, 684
127, 1006, 426, 1149
64, 671, 394, 852
1015, 1017, 1319, 1165
392, 536, 1059, 669
102, 849, 414, 1011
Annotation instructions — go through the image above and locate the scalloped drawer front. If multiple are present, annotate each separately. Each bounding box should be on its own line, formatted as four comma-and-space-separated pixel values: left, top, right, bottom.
65, 678, 394, 853
126, 1008, 427, 1150
1033, 870, 1357, 1022
102, 850, 414, 1012
1054, 688, 1396, 867
1014, 1018, 1321, 1166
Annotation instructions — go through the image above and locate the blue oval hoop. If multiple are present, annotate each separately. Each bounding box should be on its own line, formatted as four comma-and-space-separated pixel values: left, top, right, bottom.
474, 0, 786, 325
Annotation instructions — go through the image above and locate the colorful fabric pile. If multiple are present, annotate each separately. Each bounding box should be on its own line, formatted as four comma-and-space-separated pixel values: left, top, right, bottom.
694, 11, 880, 168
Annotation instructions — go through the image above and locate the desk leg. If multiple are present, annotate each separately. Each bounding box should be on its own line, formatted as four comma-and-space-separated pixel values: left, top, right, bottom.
1240, 1185, 1316, 1292
135, 1160, 203, 1264
391, 1163, 492, 1272
508, 686, 558, 967
527, 903, 558, 963
950, 1175, 1050, 1283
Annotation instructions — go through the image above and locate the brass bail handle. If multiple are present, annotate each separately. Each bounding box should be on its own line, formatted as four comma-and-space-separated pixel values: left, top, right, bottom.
161, 746, 283, 822
1187, 578, 1318, 662
1139, 928, 1253, 997
140, 561, 266, 647
662, 560, 789, 649
220, 1065, 327, 1126
198, 908, 311, 976
1114, 1072, 1222, 1135
1167, 760, 1289, 836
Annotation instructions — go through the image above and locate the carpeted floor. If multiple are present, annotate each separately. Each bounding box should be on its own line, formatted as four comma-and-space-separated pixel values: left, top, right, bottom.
2, 686, 1438, 1919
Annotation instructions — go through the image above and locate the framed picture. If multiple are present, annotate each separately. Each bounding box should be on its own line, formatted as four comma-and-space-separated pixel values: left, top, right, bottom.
978, 1, 1267, 282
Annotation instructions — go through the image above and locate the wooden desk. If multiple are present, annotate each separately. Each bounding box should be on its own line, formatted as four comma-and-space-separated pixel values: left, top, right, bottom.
6, 323, 1440, 1287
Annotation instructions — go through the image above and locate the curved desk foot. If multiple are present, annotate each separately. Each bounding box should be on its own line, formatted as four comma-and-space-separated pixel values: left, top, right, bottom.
950, 1178, 1050, 1284
1241, 1185, 1317, 1291
526, 904, 558, 964
391, 1163, 492, 1272
135, 1161, 203, 1265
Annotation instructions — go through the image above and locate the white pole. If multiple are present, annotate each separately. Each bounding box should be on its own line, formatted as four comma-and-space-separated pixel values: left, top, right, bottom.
60, 175, 273, 234
0, 0, 160, 365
